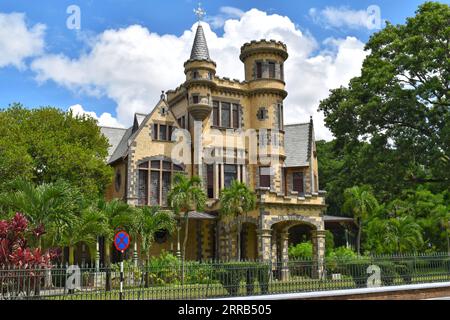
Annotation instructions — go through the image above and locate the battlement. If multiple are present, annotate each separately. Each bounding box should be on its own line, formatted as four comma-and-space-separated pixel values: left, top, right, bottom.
240, 39, 288, 62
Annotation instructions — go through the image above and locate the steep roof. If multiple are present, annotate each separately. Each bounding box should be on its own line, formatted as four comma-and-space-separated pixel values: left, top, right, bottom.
284, 122, 312, 167
190, 24, 211, 61
100, 126, 127, 162
100, 98, 178, 165
108, 126, 133, 164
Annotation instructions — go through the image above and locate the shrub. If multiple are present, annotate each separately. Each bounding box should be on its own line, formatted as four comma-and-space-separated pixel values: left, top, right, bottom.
0, 213, 58, 297
377, 261, 398, 286
288, 242, 313, 260
184, 261, 215, 285
213, 262, 270, 296
394, 261, 414, 284
147, 251, 181, 285
326, 247, 357, 275
325, 231, 335, 255
336, 258, 371, 288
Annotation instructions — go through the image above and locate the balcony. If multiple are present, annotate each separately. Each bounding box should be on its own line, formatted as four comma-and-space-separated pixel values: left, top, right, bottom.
188, 95, 212, 121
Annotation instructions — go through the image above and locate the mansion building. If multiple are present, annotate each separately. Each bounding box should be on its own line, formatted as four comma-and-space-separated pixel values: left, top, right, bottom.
100, 23, 331, 270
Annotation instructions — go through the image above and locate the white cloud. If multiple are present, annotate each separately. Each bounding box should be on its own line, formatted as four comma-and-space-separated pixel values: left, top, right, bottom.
69, 104, 124, 128
0, 12, 46, 69
309, 6, 382, 30
206, 6, 245, 29
31, 8, 368, 141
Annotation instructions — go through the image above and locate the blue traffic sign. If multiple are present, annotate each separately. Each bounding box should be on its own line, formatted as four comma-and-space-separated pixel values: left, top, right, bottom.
114, 231, 130, 252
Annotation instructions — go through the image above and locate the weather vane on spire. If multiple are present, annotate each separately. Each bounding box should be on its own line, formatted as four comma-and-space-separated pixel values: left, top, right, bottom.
194, 2, 206, 22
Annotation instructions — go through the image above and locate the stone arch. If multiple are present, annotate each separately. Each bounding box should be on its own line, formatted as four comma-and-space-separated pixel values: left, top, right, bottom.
136, 155, 186, 170
266, 214, 323, 231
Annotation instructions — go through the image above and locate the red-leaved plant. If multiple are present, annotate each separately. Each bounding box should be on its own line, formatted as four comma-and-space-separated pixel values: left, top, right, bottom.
0, 213, 59, 298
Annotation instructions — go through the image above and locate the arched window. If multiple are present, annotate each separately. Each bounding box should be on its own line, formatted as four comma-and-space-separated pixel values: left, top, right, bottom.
138, 159, 184, 207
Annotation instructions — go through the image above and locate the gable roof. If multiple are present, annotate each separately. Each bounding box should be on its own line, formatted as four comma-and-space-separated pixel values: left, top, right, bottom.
100, 98, 179, 164
108, 126, 133, 164
284, 121, 313, 167
100, 126, 127, 162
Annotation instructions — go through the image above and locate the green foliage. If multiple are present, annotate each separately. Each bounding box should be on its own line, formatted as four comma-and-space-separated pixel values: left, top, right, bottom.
147, 251, 182, 285
167, 174, 207, 282
318, 2, 449, 199
0, 104, 113, 197
0, 180, 83, 248
133, 207, 176, 262
288, 242, 313, 260
325, 230, 335, 255
168, 174, 206, 215
213, 262, 270, 296
145, 251, 214, 286
316, 3, 450, 255
343, 185, 379, 254
219, 180, 257, 260
219, 180, 257, 218
364, 188, 449, 254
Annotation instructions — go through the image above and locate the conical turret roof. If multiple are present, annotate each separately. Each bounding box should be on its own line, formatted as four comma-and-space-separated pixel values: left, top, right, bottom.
190, 24, 211, 61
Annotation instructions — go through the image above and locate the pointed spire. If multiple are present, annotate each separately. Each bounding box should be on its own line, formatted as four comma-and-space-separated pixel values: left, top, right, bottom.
190, 24, 211, 61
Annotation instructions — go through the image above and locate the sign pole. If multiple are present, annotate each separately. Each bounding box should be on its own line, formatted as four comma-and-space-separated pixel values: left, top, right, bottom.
114, 231, 130, 301
120, 250, 124, 301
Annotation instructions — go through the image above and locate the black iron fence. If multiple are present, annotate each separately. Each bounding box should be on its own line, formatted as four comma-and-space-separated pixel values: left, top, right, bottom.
1, 253, 450, 300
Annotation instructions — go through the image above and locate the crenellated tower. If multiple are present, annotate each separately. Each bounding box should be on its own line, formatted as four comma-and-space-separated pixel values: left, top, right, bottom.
240, 40, 288, 131
240, 40, 289, 192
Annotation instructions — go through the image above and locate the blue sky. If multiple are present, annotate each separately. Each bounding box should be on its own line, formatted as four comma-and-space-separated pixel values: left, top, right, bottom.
0, 0, 443, 139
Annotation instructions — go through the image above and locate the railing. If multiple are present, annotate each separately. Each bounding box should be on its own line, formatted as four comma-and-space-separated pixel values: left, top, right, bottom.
1, 253, 449, 300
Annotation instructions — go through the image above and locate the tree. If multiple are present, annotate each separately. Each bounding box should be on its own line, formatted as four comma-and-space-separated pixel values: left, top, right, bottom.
168, 174, 206, 283
56, 209, 109, 265
316, 140, 346, 216
386, 188, 450, 251
0, 180, 79, 249
219, 180, 256, 261
0, 104, 113, 197
342, 186, 379, 255
319, 2, 450, 200
96, 199, 135, 266
384, 216, 424, 254
132, 206, 176, 287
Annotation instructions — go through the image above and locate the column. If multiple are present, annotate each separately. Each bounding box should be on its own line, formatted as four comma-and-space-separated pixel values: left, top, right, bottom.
312, 230, 326, 279
257, 229, 272, 262
280, 232, 290, 281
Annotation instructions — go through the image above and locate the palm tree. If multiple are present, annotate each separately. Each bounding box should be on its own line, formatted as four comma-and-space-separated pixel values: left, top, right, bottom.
56, 208, 109, 265
168, 174, 206, 283
96, 199, 135, 266
384, 216, 424, 253
0, 179, 79, 248
132, 206, 176, 287
219, 180, 257, 261
342, 186, 379, 255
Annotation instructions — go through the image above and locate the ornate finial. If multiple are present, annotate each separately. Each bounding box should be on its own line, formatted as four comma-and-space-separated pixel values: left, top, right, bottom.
194, 2, 206, 22
161, 90, 166, 101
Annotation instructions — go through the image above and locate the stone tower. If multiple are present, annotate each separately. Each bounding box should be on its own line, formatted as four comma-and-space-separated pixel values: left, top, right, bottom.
240, 40, 289, 193
184, 24, 216, 121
